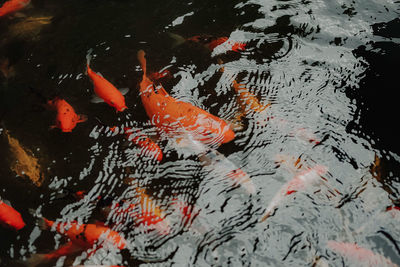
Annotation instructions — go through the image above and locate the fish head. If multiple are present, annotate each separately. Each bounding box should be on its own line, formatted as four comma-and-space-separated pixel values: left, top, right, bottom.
109, 99, 127, 112
57, 117, 77, 132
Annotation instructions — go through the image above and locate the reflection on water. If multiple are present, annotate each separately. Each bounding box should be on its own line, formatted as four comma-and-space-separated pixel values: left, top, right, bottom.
0, 0, 400, 266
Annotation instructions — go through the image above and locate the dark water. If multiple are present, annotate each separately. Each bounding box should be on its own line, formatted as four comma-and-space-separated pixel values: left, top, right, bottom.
1, 0, 400, 266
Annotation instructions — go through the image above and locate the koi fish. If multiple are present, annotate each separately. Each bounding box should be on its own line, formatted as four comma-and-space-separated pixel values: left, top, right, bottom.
47, 97, 87, 132
4, 129, 43, 186
107, 187, 171, 234
176, 131, 255, 194
231, 79, 271, 122
260, 164, 328, 222
148, 69, 171, 81
326, 241, 398, 267
0, 200, 25, 230
110, 126, 163, 162
86, 53, 128, 112
169, 33, 246, 52
137, 50, 234, 146
189, 36, 246, 52
0, 0, 30, 17
39, 217, 127, 250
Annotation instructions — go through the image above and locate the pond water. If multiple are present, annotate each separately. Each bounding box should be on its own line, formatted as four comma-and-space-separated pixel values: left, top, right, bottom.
0, 0, 399, 266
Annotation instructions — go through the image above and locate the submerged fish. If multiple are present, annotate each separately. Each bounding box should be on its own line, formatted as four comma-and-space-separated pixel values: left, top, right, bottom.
8, 16, 52, 40
110, 126, 163, 162
137, 50, 234, 146
4, 130, 43, 186
39, 217, 127, 250
176, 131, 255, 194
326, 241, 398, 267
25, 241, 86, 267
260, 164, 328, 222
86, 52, 128, 112
169, 33, 246, 53
47, 97, 87, 132
0, 200, 25, 230
107, 186, 171, 234
0, 0, 30, 17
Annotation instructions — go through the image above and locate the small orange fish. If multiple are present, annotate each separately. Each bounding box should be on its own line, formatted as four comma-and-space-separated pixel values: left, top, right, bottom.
187, 35, 246, 52
327, 241, 398, 267
232, 79, 271, 114
0, 200, 25, 230
86, 55, 128, 112
124, 127, 163, 162
110, 126, 163, 162
109, 187, 171, 234
0, 0, 30, 17
137, 50, 235, 146
47, 97, 87, 132
40, 217, 126, 250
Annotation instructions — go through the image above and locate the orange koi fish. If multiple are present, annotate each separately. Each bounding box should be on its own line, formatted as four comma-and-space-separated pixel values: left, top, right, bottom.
40, 217, 127, 250
0, 200, 25, 230
0, 0, 30, 17
186, 35, 246, 52
260, 164, 328, 222
47, 97, 87, 132
231, 79, 271, 122
327, 241, 398, 267
137, 50, 234, 146
86, 54, 128, 112
110, 127, 163, 162
108, 187, 171, 234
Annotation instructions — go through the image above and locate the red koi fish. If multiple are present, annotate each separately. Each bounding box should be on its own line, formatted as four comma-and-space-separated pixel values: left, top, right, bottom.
137, 50, 235, 146
0, 200, 25, 230
327, 241, 398, 267
86, 55, 128, 112
47, 97, 87, 132
0, 0, 30, 17
40, 217, 127, 250
110, 126, 163, 162
260, 164, 328, 222
108, 188, 171, 235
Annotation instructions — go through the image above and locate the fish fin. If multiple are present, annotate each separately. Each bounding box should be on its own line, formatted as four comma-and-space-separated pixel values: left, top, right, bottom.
168, 32, 186, 48
86, 48, 93, 66
118, 87, 129, 95
137, 50, 147, 76
2, 199, 12, 206
37, 217, 48, 230
23, 253, 48, 267
49, 125, 57, 130
157, 87, 169, 97
90, 95, 104, 103
77, 114, 88, 123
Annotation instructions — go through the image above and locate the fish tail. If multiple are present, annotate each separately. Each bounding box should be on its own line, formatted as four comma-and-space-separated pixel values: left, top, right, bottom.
86, 48, 93, 74
37, 217, 52, 230
23, 254, 49, 267
137, 49, 147, 77
167, 32, 186, 48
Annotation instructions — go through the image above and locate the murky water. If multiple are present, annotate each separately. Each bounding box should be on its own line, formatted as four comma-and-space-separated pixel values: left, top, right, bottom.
1, 0, 400, 266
